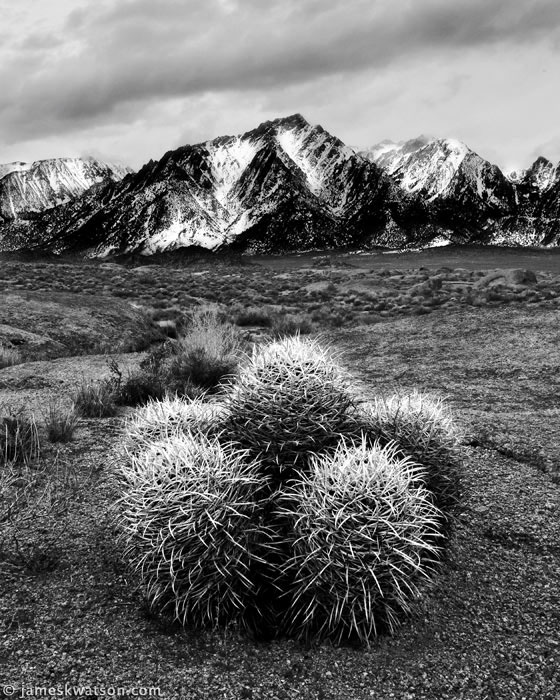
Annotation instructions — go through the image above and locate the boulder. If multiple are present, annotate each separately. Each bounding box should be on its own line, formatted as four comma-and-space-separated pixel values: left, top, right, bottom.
505, 269, 537, 286
409, 277, 442, 296
474, 269, 537, 289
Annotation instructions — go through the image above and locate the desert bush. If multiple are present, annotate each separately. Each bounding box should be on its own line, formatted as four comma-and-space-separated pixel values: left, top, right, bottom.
270, 313, 315, 337
0, 345, 22, 369
114, 370, 170, 406
43, 399, 79, 442
221, 335, 358, 481
356, 391, 463, 517
125, 309, 168, 352
108, 356, 169, 407
1, 408, 40, 466
73, 379, 117, 418
165, 306, 245, 393
234, 307, 273, 327
121, 395, 226, 459
117, 433, 277, 629
278, 439, 442, 644
166, 347, 237, 393
113, 307, 245, 405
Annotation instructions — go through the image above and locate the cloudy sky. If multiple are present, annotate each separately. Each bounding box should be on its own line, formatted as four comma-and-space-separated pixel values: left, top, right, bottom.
1, 0, 559, 173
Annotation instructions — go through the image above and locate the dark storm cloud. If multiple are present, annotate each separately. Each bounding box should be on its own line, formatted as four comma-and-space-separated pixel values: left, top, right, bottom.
2, 0, 560, 141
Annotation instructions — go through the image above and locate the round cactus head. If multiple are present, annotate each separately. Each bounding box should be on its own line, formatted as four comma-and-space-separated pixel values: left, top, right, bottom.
116, 432, 276, 630
357, 391, 463, 520
278, 438, 443, 644
121, 395, 226, 460
221, 335, 359, 481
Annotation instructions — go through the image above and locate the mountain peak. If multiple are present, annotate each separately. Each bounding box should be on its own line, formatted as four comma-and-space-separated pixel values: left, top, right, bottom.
529, 155, 553, 171
248, 113, 311, 139
0, 161, 33, 180
402, 134, 435, 152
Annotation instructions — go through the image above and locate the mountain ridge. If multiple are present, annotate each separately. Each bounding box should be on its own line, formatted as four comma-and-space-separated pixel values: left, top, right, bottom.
1, 115, 559, 255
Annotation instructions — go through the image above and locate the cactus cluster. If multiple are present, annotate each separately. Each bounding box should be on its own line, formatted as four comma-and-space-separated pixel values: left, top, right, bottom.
116, 335, 463, 644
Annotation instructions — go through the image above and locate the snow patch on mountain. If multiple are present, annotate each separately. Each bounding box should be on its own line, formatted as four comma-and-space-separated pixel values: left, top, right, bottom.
394, 139, 469, 199
526, 158, 559, 191
361, 135, 434, 173
207, 137, 258, 206
276, 122, 354, 196
505, 168, 527, 184
139, 218, 222, 254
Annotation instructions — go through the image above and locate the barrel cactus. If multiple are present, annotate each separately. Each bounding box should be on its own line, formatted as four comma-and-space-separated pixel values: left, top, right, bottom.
221, 335, 359, 481
278, 439, 443, 644
115, 336, 462, 644
122, 395, 226, 459
357, 391, 463, 519
117, 432, 277, 629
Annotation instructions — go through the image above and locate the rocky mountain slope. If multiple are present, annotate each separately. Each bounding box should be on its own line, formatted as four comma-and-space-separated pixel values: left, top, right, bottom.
1, 116, 559, 255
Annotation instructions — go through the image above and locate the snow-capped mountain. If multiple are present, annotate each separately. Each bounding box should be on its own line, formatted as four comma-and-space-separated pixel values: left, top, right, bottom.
4, 115, 390, 255
361, 136, 515, 234
361, 135, 434, 174
496, 156, 560, 245
0, 157, 132, 221
1, 116, 560, 255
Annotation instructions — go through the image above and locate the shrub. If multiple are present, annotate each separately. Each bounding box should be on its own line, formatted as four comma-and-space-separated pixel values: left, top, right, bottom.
270, 313, 315, 337
108, 357, 169, 407
221, 335, 358, 481
356, 391, 463, 518
43, 400, 79, 442
117, 433, 277, 629
1, 408, 40, 466
73, 379, 117, 418
166, 347, 237, 393
278, 439, 442, 644
165, 306, 245, 393
234, 307, 273, 327
114, 370, 169, 406
0, 345, 22, 369
0, 458, 80, 572
112, 308, 245, 405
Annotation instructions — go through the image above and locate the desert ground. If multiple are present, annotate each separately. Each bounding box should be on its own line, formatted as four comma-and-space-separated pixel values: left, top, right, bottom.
1, 245, 559, 699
